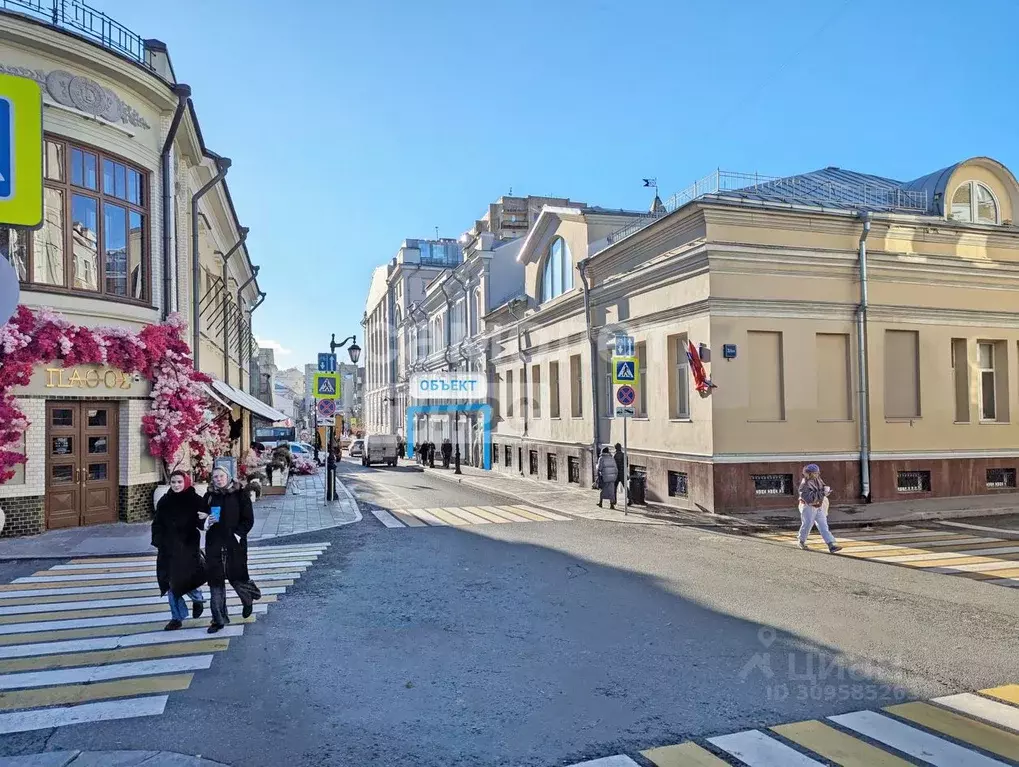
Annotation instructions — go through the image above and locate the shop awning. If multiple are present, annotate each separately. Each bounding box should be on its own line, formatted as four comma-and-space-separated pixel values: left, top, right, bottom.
202, 383, 232, 410
210, 379, 288, 423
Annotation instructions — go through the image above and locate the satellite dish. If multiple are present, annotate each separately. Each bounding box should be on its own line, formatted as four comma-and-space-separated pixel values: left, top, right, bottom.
0, 256, 20, 326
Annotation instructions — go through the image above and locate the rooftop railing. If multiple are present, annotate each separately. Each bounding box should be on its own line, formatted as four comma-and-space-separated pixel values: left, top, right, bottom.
607, 169, 929, 244
0, 0, 152, 69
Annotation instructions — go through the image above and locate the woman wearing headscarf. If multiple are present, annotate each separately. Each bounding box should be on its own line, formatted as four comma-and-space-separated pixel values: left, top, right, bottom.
596, 447, 618, 509
203, 465, 261, 633
151, 470, 206, 631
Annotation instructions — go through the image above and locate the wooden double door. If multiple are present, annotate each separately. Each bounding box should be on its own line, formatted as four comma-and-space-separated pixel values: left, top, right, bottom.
45, 402, 119, 529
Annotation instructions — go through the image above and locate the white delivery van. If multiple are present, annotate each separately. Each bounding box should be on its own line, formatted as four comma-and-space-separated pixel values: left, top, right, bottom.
363, 434, 398, 467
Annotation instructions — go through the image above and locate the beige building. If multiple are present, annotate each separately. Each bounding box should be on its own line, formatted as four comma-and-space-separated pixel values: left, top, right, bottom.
0, 6, 275, 535
486, 161, 1019, 511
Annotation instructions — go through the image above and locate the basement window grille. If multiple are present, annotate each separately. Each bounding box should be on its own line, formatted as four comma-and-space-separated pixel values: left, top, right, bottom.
668, 471, 688, 498
986, 468, 1017, 489
567, 456, 580, 484
752, 473, 794, 496
896, 470, 932, 493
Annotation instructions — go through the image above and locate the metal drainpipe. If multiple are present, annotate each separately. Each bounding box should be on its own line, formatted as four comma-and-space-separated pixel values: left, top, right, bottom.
160, 84, 191, 320
577, 260, 599, 481
440, 276, 456, 372
191, 155, 231, 371
235, 265, 259, 390
219, 227, 249, 386
856, 211, 872, 502
508, 300, 528, 438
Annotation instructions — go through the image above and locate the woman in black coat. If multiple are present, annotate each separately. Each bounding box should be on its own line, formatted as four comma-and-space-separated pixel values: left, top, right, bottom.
151, 471, 206, 631
204, 466, 261, 634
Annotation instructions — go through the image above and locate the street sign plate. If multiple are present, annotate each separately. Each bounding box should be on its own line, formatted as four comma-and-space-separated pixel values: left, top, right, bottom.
0, 74, 42, 228
615, 406, 636, 418
318, 352, 337, 372
312, 372, 341, 400
612, 356, 638, 385
614, 334, 634, 358
316, 398, 336, 417
616, 384, 636, 406
723, 343, 737, 359
317, 413, 335, 427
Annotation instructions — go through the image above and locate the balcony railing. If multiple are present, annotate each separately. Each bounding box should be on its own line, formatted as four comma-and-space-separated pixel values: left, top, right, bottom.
0, 0, 152, 69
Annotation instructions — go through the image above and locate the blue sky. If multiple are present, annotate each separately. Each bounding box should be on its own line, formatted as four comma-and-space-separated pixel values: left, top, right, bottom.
97, 0, 1019, 369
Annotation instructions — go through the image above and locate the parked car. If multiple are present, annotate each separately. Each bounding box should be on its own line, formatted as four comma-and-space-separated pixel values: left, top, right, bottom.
349, 439, 365, 458
363, 434, 398, 467
288, 442, 320, 463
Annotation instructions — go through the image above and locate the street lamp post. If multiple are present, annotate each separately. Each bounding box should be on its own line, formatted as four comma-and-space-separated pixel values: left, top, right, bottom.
324, 334, 361, 501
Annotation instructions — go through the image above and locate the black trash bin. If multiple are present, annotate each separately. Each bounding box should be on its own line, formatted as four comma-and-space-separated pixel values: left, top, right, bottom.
628, 473, 646, 505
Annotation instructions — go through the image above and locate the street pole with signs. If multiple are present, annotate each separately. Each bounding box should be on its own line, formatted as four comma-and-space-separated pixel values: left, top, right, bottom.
612, 334, 637, 515
319, 336, 361, 501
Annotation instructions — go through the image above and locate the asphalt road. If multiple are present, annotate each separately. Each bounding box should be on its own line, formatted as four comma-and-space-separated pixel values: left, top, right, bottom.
1, 473, 1018, 766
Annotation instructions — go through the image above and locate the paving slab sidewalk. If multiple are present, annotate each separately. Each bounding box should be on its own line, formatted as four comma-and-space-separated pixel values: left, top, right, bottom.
0, 470, 360, 560
423, 464, 1019, 530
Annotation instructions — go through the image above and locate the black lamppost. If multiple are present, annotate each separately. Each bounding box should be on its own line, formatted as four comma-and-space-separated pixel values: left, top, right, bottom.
324, 334, 361, 501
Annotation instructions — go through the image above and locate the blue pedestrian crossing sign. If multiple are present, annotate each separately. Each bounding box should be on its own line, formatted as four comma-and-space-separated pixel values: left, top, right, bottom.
312, 372, 341, 400
317, 352, 337, 372
612, 356, 638, 386
0, 73, 43, 228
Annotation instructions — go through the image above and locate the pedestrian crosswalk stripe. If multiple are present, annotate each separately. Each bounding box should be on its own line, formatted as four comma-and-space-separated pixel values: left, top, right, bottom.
0, 676, 190, 713
0, 654, 214, 691
770, 720, 914, 767
709, 729, 826, 765
0, 578, 294, 601
0, 693, 170, 733
67, 544, 328, 565
16, 567, 306, 584
0, 602, 270, 636
834, 536, 1001, 553
32, 560, 315, 577
0, 638, 230, 673
885, 701, 1019, 761
0, 584, 288, 609
0, 625, 245, 659
567, 757, 641, 767
0, 593, 277, 618
829, 710, 1008, 766
641, 741, 730, 765
52, 551, 324, 571
375, 504, 573, 528
570, 681, 1019, 767
935, 692, 1019, 732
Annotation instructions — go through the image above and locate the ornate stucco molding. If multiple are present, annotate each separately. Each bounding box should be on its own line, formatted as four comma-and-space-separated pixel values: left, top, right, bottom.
0, 63, 150, 129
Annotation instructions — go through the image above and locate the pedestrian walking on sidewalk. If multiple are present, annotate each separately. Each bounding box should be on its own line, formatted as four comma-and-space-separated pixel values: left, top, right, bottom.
441, 438, 453, 469
797, 463, 841, 553
151, 471, 206, 631
596, 447, 618, 509
203, 466, 261, 634
613, 443, 626, 501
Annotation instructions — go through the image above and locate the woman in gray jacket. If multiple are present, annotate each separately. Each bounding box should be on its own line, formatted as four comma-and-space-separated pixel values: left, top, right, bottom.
596, 447, 618, 509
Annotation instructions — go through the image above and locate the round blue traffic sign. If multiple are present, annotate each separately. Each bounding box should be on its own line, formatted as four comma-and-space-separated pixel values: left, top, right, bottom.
616, 385, 636, 406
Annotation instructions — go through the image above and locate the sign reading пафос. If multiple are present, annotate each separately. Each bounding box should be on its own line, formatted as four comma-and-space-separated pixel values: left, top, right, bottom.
410, 373, 488, 401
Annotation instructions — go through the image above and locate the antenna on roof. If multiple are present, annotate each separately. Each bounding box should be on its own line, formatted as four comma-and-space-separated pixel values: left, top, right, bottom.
434, 226, 439, 240
508, 186, 513, 195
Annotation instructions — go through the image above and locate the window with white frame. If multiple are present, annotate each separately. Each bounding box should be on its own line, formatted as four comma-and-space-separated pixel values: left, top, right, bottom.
979, 342, 996, 420
950, 181, 999, 224
540, 236, 574, 303
671, 335, 690, 419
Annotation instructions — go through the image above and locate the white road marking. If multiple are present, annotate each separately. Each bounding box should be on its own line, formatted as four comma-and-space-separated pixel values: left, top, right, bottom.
709, 729, 826, 765
0, 694, 169, 734
984, 577, 1019, 587
816, 530, 958, 542
515, 505, 573, 522
45, 559, 316, 575
0, 654, 214, 690
829, 710, 1010, 766
564, 757, 642, 767
934, 692, 1019, 731
0, 589, 284, 616
0, 577, 298, 599
0, 602, 268, 635
0, 625, 245, 659
938, 520, 1019, 536
926, 560, 1019, 573
369, 509, 404, 528
840, 536, 1002, 553
50, 552, 322, 571
15, 569, 305, 584
874, 546, 1019, 563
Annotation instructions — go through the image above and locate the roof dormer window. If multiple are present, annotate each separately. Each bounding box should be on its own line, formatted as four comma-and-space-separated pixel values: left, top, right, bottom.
950, 181, 999, 224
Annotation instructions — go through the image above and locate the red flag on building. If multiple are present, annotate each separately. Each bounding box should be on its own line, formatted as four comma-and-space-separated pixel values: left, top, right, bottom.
686, 341, 716, 395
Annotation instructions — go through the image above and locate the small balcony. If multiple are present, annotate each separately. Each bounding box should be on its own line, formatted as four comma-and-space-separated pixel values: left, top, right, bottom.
0, 0, 153, 70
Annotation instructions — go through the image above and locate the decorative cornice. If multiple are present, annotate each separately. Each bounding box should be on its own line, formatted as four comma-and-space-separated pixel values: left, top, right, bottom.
0, 63, 150, 129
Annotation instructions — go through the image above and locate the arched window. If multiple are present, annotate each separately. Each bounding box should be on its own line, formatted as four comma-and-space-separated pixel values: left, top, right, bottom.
540, 237, 574, 303
950, 181, 999, 224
